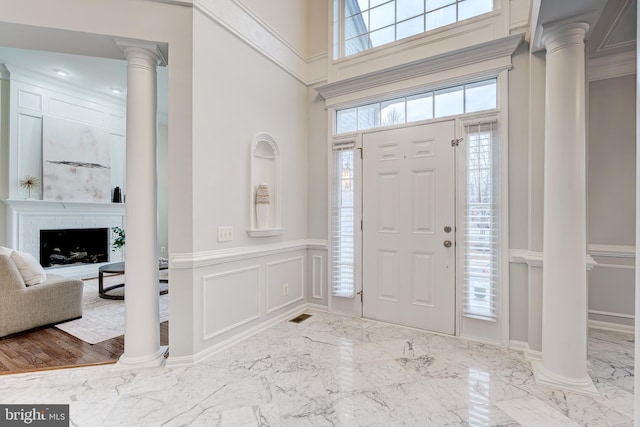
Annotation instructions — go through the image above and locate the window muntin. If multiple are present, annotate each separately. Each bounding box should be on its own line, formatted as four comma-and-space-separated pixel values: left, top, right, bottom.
332, 143, 356, 298
335, 78, 496, 134
336, 0, 494, 59
463, 121, 498, 319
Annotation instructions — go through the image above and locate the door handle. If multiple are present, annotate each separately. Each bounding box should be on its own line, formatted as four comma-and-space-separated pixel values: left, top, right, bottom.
443, 240, 452, 248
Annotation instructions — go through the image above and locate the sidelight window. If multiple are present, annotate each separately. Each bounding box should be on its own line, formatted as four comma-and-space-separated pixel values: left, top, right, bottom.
331, 142, 356, 297
463, 121, 498, 319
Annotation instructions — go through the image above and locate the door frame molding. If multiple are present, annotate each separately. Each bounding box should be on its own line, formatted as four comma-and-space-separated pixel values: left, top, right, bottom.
326, 74, 510, 346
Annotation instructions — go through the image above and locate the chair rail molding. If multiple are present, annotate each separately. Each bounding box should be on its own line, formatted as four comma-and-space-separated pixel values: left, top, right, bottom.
170, 239, 328, 269
509, 248, 597, 270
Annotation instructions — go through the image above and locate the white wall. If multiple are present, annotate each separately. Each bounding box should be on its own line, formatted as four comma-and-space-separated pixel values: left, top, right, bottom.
588, 75, 636, 246
588, 74, 636, 327
192, 10, 309, 251
508, 43, 531, 343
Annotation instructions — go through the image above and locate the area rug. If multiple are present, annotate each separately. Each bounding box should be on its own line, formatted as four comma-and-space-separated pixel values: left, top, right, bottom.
55, 274, 169, 345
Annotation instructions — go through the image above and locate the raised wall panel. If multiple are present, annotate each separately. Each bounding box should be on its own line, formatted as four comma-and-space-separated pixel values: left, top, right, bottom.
411, 139, 435, 158
377, 250, 399, 301
202, 266, 261, 340
49, 98, 104, 126
17, 89, 42, 112
17, 114, 43, 198
412, 252, 435, 307
378, 144, 399, 161
266, 256, 304, 313
378, 172, 400, 233
109, 114, 126, 133
412, 169, 435, 234
312, 255, 323, 299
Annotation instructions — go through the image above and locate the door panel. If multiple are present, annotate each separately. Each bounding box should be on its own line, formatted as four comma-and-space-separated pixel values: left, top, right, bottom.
363, 121, 455, 334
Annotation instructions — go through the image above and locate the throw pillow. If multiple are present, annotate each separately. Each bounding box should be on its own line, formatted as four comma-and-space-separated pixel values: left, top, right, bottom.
10, 250, 47, 286
0, 246, 12, 256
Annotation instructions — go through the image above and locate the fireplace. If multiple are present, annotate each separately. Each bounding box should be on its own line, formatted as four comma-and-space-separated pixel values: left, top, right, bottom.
40, 228, 110, 268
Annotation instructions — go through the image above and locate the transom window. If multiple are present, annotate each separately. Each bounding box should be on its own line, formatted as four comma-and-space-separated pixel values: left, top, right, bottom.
335, 78, 496, 134
335, 0, 494, 58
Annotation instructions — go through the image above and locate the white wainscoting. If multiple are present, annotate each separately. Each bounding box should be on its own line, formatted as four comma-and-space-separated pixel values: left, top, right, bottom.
510, 246, 636, 334
266, 256, 304, 314
167, 240, 328, 367
202, 265, 260, 340
311, 254, 323, 300
588, 244, 635, 330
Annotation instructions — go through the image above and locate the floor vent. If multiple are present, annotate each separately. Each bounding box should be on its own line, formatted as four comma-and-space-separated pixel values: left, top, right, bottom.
289, 314, 312, 324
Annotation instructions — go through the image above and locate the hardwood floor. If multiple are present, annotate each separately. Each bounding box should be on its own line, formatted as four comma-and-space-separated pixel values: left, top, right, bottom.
0, 322, 168, 375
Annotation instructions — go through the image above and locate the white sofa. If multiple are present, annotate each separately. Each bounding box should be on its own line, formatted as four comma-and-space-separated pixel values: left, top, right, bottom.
0, 254, 84, 338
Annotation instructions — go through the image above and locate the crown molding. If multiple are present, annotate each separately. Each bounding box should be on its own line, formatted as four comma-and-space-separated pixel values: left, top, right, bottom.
316, 33, 523, 101
4, 64, 126, 111
194, 0, 328, 86
588, 50, 636, 81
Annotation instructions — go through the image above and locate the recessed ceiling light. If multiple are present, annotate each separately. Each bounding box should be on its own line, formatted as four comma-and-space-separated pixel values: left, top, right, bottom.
53, 68, 69, 77
110, 88, 124, 95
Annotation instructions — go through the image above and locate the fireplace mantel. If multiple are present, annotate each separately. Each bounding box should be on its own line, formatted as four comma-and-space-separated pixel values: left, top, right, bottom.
3, 199, 126, 277
2, 199, 125, 213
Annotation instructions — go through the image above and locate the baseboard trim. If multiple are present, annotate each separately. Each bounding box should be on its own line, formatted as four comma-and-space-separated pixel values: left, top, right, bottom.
508, 340, 542, 361
588, 319, 634, 334
166, 304, 309, 368
306, 303, 329, 312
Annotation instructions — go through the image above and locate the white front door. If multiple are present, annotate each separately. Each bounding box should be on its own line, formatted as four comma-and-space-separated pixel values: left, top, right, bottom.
362, 121, 456, 334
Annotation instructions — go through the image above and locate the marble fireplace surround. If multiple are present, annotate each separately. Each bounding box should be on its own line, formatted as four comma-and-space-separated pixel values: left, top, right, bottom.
2, 199, 125, 277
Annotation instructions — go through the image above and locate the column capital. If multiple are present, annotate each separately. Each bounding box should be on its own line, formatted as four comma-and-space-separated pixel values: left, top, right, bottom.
541, 22, 589, 55
115, 39, 167, 66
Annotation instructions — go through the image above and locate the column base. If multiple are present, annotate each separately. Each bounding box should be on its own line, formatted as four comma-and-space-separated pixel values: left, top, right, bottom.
531, 360, 600, 397
112, 345, 169, 372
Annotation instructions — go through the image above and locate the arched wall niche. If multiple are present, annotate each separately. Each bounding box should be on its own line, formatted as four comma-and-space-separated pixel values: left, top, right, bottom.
248, 132, 283, 237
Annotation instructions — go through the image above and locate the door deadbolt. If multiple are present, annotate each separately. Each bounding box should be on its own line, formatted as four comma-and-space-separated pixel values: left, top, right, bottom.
444, 226, 452, 233
443, 240, 452, 248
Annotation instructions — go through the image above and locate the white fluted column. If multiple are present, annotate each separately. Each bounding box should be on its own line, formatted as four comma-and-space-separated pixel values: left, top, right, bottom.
114, 41, 166, 369
532, 22, 597, 396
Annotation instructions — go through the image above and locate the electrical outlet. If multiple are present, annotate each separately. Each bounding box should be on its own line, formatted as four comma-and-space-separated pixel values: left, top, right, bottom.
161, 246, 167, 254
217, 226, 234, 242
283, 283, 289, 296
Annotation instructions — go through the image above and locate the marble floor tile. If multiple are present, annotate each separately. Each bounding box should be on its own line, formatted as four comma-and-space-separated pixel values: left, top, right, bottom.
0, 312, 634, 426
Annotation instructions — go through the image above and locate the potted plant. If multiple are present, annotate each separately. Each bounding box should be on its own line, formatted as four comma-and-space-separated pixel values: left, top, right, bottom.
112, 227, 125, 251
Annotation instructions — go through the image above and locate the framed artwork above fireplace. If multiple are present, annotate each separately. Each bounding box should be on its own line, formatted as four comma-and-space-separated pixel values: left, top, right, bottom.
42, 116, 112, 203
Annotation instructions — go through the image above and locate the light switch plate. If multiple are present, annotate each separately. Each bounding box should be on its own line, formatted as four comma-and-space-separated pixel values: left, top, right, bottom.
217, 226, 233, 242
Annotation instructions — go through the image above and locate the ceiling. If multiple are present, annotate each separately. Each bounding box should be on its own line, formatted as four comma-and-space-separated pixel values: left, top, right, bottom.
532, 0, 636, 54
0, 22, 168, 120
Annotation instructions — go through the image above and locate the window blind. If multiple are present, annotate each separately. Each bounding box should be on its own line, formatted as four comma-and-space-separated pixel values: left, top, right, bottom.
463, 121, 498, 319
331, 141, 356, 297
